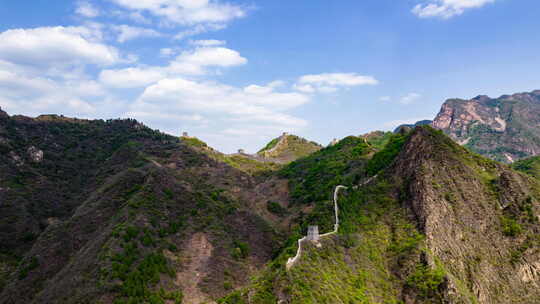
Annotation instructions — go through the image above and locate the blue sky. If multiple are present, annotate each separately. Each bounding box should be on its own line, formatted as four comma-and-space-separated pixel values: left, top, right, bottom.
0, 0, 539, 152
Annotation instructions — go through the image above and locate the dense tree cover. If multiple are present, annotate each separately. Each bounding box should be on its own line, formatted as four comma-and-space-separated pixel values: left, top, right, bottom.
280, 136, 372, 206
512, 155, 540, 180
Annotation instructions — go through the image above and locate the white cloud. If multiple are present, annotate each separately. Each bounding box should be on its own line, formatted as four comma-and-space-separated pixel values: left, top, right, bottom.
76, 1, 100, 18
0, 26, 120, 71
299, 73, 378, 86
121, 77, 310, 152
160, 48, 175, 57
189, 39, 226, 46
243, 84, 274, 95
100, 46, 247, 88
174, 23, 226, 40
129, 77, 308, 128
167, 46, 247, 75
0, 69, 114, 117
175, 47, 246, 68
221, 128, 257, 136
128, 11, 152, 24
295, 72, 378, 94
136, 78, 308, 112
128, 111, 205, 122
112, 25, 163, 43
110, 0, 247, 25
317, 86, 338, 94
0, 25, 125, 119
379, 96, 391, 102
0, 70, 56, 98
294, 84, 315, 94
267, 80, 286, 88
99, 67, 166, 88
412, 0, 495, 19
400, 93, 421, 104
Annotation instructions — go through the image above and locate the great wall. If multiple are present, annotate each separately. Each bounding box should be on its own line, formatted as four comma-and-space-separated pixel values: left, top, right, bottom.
286, 185, 348, 270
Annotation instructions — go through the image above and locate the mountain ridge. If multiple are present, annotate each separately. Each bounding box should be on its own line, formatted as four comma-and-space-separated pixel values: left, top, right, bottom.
431, 89, 540, 163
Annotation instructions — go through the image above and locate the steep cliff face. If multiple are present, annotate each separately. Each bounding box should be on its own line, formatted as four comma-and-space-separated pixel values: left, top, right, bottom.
432, 90, 540, 163
393, 127, 540, 303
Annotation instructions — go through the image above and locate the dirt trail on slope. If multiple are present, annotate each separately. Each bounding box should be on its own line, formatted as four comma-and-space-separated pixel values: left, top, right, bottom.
175, 233, 215, 304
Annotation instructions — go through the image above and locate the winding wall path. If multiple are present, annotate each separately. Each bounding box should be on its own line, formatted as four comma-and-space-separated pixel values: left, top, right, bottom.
286, 185, 347, 270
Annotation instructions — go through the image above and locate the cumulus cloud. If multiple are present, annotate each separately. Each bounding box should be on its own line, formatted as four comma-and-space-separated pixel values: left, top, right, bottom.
100, 46, 247, 88
112, 24, 163, 43
127, 78, 308, 133
295, 72, 378, 94
99, 67, 166, 88
400, 93, 421, 104
110, 0, 246, 25
0, 24, 127, 119
135, 78, 308, 114
118, 77, 310, 152
412, 0, 495, 19
0, 69, 113, 117
0, 26, 120, 72
76, 1, 100, 18
171, 46, 247, 71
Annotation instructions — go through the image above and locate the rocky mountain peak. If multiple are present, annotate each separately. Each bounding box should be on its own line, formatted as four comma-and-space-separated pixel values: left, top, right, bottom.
432, 90, 540, 163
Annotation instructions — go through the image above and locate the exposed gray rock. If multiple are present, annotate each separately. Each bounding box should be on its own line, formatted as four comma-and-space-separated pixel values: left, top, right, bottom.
432, 90, 540, 163
27, 146, 44, 163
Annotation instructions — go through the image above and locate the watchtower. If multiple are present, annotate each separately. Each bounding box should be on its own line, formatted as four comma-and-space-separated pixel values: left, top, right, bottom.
307, 225, 319, 242
238, 149, 245, 154
182, 131, 189, 137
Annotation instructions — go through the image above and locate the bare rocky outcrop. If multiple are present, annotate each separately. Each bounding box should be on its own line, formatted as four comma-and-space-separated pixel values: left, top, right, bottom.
391, 127, 540, 303
431, 90, 540, 163
175, 233, 215, 304
27, 146, 43, 163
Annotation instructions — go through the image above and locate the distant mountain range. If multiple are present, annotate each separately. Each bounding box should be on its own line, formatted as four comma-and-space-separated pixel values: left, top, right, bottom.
395, 90, 540, 163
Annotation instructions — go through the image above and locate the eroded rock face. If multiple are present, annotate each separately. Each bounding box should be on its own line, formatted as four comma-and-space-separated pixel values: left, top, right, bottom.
432, 90, 540, 163
175, 233, 215, 304
392, 127, 540, 303
27, 146, 44, 163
